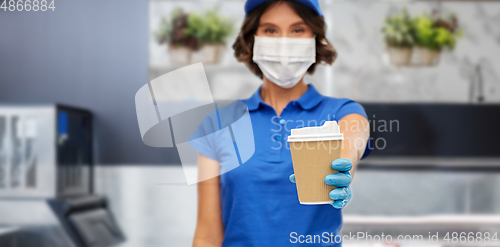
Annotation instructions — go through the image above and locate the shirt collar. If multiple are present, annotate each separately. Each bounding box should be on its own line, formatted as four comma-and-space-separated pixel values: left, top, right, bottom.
245, 84, 323, 111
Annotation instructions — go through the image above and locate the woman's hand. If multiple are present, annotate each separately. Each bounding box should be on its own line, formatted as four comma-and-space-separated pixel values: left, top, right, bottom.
288, 158, 353, 209
289, 113, 369, 209
324, 158, 352, 209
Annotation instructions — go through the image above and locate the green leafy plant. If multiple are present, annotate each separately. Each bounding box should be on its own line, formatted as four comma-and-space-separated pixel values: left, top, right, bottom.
154, 8, 234, 50
382, 9, 414, 48
413, 12, 463, 51
154, 8, 199, 49
186, 10, 234, 45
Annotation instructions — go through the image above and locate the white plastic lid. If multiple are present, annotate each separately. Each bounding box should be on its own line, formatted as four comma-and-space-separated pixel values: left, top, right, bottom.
287, 121, 343, 142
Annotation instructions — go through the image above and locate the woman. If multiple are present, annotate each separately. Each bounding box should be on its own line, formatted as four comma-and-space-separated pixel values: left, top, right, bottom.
192, 0, 370, 246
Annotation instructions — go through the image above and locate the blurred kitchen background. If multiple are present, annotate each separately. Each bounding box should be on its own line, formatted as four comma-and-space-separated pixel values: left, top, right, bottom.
1, 0, 500, 246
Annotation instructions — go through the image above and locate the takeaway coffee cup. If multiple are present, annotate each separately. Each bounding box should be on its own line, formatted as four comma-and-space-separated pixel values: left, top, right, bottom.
287, 121, 344, 204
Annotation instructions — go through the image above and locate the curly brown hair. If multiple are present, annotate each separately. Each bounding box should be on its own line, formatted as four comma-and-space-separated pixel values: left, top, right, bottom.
232, 0, 337, 79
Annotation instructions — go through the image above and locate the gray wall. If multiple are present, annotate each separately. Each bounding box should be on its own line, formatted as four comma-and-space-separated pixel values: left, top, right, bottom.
0, 0, 179, 164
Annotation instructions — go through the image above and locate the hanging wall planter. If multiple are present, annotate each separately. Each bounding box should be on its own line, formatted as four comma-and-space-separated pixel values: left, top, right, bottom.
192, 43, 225, 65
382, 9, 415, 67
417, 47, 440, 66
168, 45, 192, 66
413, 12, 463, 67
387, 46, 413, 66
381, 9, 463, 67
154, 8, 234, 66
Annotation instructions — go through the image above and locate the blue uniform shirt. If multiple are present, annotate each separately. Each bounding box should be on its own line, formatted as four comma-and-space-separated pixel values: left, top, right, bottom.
192, 84, 370, 246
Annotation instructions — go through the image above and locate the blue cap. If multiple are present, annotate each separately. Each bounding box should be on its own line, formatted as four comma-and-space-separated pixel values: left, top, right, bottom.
244, 0, 323, 17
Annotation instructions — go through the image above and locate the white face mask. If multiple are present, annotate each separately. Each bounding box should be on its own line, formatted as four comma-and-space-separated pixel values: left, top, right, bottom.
252, 36, 316, 89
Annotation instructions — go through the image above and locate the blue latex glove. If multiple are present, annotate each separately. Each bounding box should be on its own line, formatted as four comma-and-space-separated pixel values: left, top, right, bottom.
289, 158, 353, 209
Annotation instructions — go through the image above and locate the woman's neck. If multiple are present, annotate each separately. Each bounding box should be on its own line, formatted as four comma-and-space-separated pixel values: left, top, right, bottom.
260, 77, 308, 116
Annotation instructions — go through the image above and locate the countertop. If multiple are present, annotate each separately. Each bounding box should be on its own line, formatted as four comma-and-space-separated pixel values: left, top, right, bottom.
93, 165, 500, 247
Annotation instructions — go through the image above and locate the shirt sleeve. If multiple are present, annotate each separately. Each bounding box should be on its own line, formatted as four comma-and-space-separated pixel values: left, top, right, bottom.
188, 114, 219, 162
335, 99, 372, 159
336, 99, 368, 120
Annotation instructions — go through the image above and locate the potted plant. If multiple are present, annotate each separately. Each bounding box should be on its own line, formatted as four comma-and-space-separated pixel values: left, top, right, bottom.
154, 8, 199, 66
187, 10, 234, 65
413, 11, 463, 66
382, 9, 415, 66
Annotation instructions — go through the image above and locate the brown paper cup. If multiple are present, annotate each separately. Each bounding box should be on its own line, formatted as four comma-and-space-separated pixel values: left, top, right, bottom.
290, 140, 342, 204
